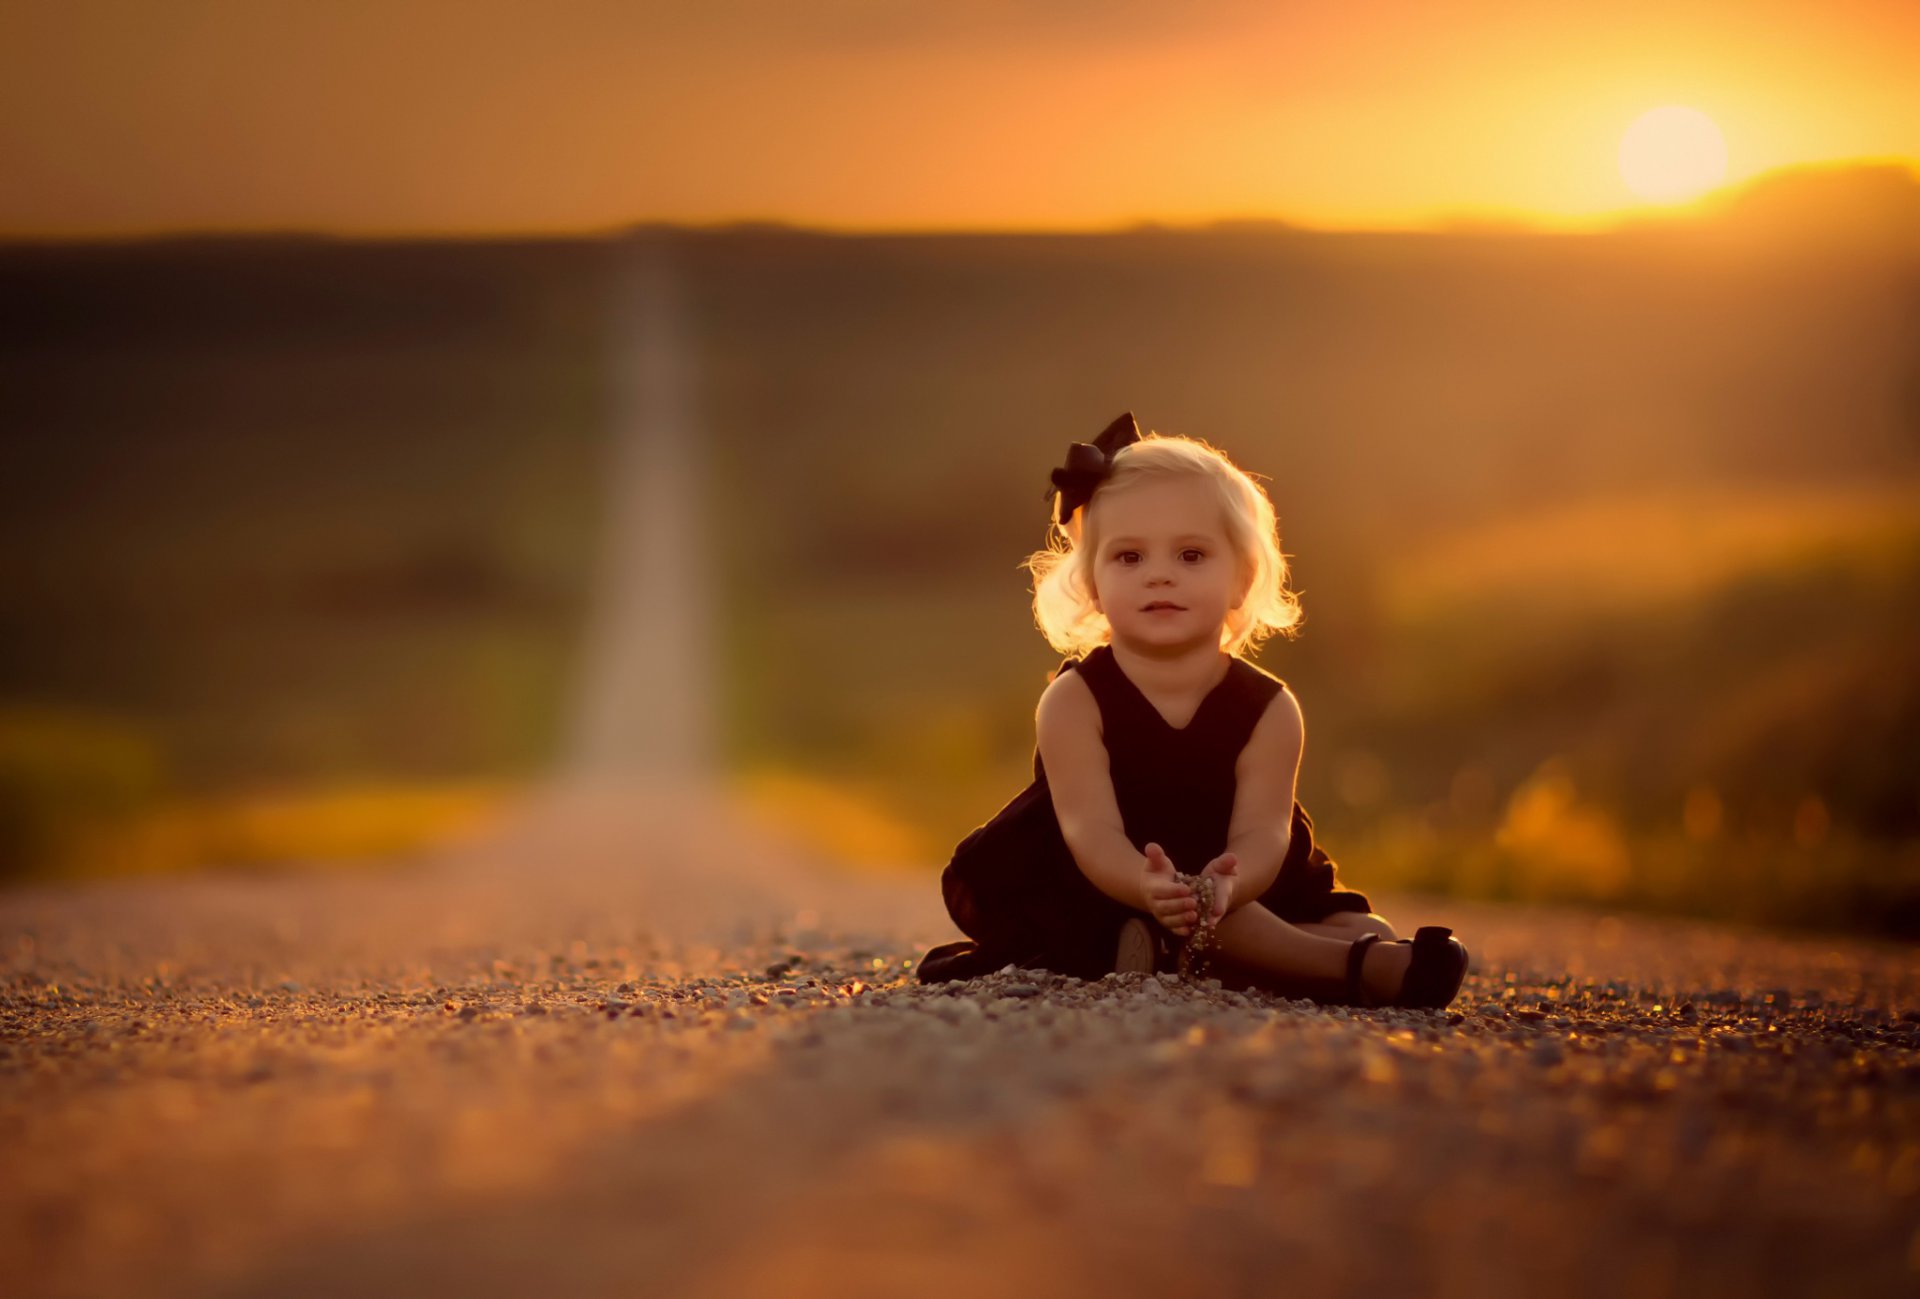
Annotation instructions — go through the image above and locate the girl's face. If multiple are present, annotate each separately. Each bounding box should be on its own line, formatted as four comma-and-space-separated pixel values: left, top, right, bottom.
1087, 476, 1250, 654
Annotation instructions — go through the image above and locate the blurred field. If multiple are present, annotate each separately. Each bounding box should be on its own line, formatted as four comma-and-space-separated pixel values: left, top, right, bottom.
1331, 483, 1920, 936
2, 166, 1917, 937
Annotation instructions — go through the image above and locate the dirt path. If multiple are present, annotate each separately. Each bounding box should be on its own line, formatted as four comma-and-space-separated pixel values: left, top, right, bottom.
4, 782, 1917, 1299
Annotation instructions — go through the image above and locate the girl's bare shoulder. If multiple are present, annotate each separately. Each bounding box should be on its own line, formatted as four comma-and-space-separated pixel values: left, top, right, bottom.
1035, 660, 1099, 732
1239, 682, 1305, 775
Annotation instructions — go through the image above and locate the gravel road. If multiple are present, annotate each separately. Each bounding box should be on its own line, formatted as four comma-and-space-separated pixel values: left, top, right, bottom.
4, 782, 1917, 1299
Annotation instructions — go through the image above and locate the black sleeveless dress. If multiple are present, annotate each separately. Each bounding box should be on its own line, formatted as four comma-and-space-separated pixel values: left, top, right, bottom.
914, 644, 1372, 983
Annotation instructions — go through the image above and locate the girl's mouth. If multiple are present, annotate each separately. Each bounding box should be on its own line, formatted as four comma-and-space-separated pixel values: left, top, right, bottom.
1142, 602, 1185, 612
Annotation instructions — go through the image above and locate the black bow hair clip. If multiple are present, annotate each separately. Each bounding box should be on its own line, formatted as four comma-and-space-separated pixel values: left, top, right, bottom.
1044, 411, 1143, 527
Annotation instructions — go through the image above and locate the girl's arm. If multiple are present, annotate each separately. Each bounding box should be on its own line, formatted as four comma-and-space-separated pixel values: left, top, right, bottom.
1035, 672, 1151, 911
1220, 687, 1305, 911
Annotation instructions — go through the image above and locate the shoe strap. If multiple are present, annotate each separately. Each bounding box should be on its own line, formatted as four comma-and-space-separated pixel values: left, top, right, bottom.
1345, 933, 1380, 1007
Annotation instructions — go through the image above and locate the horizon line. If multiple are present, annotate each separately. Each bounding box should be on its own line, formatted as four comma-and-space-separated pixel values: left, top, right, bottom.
0, 210, 1743, 246
3, 155, 1912, 247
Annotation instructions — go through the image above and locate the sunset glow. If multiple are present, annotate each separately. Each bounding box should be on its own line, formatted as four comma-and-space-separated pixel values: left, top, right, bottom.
1619, 107, 1731, 203
0, 1, 1915, 237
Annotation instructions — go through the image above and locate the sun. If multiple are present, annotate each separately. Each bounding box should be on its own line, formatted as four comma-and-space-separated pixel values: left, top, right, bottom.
1618, 106, 1729, 203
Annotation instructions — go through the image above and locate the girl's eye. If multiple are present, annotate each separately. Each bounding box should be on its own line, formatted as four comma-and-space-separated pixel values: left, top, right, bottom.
1116, 551, 1140, 563
1182, 549, 1207, 562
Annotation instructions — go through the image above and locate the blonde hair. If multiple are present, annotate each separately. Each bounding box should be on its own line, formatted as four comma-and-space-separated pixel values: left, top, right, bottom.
1022, 432, 1304, 658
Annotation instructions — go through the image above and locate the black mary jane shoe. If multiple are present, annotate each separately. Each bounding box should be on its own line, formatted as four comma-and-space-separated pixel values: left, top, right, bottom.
1344, 927, 1470, 1010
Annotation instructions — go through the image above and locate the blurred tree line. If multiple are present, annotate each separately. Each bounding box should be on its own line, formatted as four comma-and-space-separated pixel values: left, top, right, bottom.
2, 166, 1917, 936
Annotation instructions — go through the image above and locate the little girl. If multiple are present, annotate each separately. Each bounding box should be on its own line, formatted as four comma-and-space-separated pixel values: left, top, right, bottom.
914, 413, 1470, 1009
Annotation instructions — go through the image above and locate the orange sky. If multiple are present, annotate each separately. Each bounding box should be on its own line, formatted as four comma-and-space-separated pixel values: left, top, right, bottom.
2, 0, 1916, 238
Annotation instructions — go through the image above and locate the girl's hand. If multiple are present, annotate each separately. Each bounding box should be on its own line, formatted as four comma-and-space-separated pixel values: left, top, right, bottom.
1197, 852, 1239, 924
1141, 842, 1198, 936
